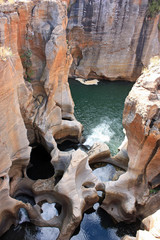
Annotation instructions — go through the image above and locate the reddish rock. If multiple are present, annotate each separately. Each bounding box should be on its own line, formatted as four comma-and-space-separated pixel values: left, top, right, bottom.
67, 0, 160, 81
0, 0, 83, 236
101, 60, 160, 222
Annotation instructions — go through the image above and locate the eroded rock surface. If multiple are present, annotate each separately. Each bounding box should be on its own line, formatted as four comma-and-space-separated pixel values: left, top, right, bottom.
10, 149, 101, 240
123, 209, 160, 240
88, 142, 128, 170
101, 60, 160, 222
0, 0, 82, 236
67, 0, 160, 81
0, 0, 160, 239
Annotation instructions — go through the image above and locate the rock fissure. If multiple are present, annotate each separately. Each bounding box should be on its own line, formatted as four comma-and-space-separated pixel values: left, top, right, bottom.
0, 0, 160, 240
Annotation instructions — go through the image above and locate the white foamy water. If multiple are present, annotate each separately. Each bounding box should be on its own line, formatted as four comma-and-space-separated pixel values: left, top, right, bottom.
84, 119, 114, 147
19, 208, 30, 224
36, 227, 60, 240
37, 202, 60, 240
24, 202, 60, 240
24, 225, 60, 240
41, 202, 58, 220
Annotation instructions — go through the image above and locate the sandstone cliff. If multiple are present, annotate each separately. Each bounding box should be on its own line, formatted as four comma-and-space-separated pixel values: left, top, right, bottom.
101, 57, 160, 223
0, 0, 82, 236
67, 0, 160, 81
0, 0, 160, 239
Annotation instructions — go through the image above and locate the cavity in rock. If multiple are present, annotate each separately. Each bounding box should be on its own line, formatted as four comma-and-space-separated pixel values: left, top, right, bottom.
27, 144, 54, 180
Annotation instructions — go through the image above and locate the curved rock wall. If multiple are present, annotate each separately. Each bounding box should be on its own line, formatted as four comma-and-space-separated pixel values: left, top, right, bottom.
101, 59, 160, 222
67, 0, 160, 81
0, 0, 82, 236
0, 0, 160, 239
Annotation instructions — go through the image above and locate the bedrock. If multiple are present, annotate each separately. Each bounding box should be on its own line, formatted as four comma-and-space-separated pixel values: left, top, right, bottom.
101, 60, 160, 223
0, 0, 82, 236
67, 0, 160, 81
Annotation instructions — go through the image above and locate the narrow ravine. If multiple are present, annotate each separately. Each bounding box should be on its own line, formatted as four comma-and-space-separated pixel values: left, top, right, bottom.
1, 79, 136, 240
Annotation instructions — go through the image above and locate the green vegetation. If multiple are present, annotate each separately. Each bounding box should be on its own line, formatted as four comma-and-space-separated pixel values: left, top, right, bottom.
20, 48, 34, 82
149, 185, 160, 195
149, 188, 159, 194
148, 0, 160, 18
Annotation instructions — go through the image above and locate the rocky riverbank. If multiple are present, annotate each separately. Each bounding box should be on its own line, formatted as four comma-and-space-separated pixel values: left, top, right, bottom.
0, 0, 160, 239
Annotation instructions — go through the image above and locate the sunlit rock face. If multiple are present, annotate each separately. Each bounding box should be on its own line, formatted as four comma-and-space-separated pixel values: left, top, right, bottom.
67, 0, 160, 81
0, 0, 82, 236
101, 60, 160, 222
0, 0, 160, 239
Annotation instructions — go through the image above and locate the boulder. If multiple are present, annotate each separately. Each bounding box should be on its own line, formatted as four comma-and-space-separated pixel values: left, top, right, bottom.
88, 142, 111, 164
88, 142, 128, 170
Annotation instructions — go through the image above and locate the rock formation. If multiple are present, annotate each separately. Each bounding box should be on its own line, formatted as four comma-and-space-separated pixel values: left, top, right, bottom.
0, 0, 160, 239
0, 0, 82, 237
122, 209, 160, 240
101, 58, 160, 223
67, 0, 160, 81
11, 149, 100, 240
88, 142, 129, 170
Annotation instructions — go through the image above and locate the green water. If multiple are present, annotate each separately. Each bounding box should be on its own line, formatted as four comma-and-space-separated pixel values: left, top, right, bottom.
1, 79, 135, 240
69, 79, 133, 155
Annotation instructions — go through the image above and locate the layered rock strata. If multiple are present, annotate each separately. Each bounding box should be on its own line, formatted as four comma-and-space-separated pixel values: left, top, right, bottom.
67, 0, 160, 81
101, 60, 160, 222
0, 0, 160, 239
0, 0, 82, 237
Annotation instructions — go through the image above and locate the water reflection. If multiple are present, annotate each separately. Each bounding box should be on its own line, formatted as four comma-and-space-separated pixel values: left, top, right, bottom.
71, 208, 120, 240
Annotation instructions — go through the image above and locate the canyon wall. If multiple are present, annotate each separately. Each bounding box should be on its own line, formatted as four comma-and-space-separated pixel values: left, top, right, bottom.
101, 58, 160, 223
67, 0, 160, 81
0, 0, 82, 236
0, 0, 160, 239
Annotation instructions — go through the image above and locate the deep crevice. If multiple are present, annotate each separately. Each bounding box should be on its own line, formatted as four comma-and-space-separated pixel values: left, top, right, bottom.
16, 194, 36, 206
55, 172, 64, 185
27, 144, 54, 180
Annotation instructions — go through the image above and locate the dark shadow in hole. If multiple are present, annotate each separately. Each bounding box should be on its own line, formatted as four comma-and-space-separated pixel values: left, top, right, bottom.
157, 84, 160, 91
98, 207, 141, 237
16, 194, 36, 205
115, 219, 141, 238
57, 140, 78, 151
82, 182, 95, 188
27, 144, 54, 180
0, 222, 38, 240
55, 203, 62, 215
55, 172, 64, 185
71, 220, 81, 237
97, 207, 114, 229
62, 117, 72, 121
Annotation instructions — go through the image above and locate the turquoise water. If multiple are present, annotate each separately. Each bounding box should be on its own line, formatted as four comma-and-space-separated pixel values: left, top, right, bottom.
69, 79, 133, 154
1, 79, 135, 240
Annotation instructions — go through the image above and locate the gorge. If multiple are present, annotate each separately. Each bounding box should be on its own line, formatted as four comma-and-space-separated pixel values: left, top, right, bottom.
0, 0, 160, 240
